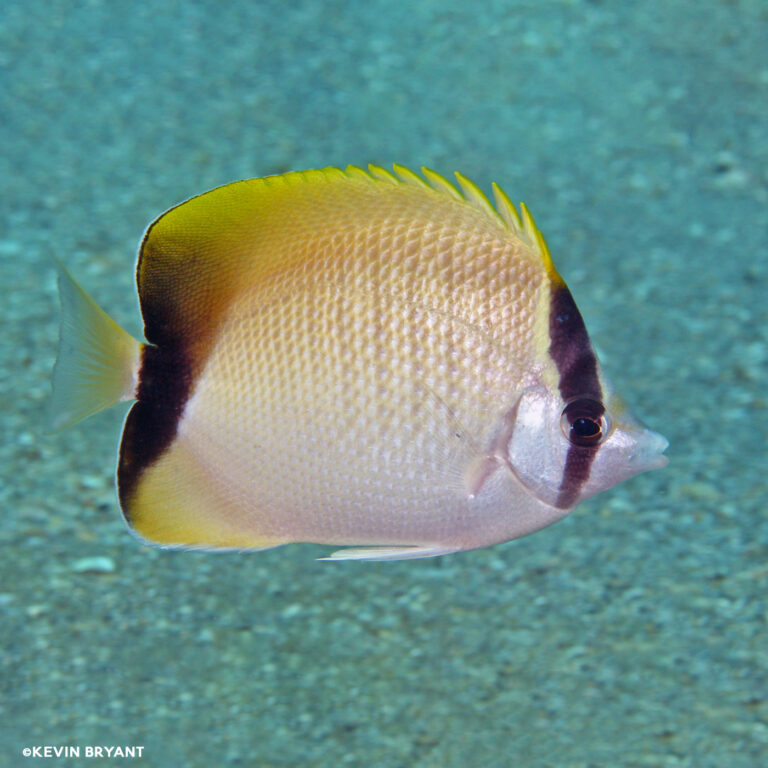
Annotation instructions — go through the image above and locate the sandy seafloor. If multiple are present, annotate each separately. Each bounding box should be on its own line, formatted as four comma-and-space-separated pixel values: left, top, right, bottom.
1, 1, 767, 766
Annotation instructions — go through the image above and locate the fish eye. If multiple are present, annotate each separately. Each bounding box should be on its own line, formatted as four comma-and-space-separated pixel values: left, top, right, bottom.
560, 399, 609, 447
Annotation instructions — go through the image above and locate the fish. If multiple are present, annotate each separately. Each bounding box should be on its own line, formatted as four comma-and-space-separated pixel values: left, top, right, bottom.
51, 164, 668, 561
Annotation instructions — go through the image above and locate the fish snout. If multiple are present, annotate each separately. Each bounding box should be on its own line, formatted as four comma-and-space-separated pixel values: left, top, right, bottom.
629, 429, 669, 471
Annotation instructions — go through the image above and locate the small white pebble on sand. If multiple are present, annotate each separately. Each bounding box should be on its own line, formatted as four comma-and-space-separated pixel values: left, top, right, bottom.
70, 556, 116, 574
0, 240, 22, 256
80, 475, 106, 490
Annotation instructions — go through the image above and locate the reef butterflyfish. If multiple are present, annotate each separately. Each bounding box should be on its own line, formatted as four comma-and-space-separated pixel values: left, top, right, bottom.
51, 165, 668, 560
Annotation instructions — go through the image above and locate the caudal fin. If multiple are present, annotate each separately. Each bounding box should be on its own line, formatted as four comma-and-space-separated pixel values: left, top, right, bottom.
50, 261, 142, 430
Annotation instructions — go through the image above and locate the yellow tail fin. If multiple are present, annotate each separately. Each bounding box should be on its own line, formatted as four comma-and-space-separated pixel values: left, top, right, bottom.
50, 261, 142, 430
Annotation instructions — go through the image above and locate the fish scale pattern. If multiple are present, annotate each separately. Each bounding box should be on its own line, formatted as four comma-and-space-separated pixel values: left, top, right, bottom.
174, 174, 550, 546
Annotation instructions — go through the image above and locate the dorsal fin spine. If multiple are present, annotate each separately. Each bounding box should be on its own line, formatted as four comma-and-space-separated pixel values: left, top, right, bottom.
454, 172, 506, 228
320, 166, 347, 181
491, 182, 523, 232
421, 167, 463, 200
344, 165, 374, 183
519, 202, 558, 279
393, 163, 429, 188
519, 202, 539, 243
367, 164, 398, 184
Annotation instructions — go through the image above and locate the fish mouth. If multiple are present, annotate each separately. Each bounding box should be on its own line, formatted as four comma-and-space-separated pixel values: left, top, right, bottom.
629, 429, 669, 471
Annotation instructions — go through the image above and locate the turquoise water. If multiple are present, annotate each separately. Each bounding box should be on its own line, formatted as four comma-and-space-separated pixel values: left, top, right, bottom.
3, 1, 766, 766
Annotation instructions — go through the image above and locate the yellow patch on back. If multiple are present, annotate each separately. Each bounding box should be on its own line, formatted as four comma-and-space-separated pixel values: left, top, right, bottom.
137, 165, 555, 364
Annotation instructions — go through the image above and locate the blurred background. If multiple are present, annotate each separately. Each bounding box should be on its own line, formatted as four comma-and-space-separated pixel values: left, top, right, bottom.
2, 1, 766, 765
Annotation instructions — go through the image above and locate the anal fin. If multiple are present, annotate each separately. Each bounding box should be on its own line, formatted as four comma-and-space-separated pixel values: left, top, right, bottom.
319, 545, 458, 562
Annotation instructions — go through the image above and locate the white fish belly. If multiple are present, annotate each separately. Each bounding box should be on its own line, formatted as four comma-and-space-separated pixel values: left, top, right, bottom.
177, 282, 534, 548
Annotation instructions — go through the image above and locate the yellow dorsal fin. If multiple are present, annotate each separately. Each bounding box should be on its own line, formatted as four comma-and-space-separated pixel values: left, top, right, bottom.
389, 166, 553, 277
454, 172, 506, 228
519, 202, 558, 281
362, 165, 550, 272
344, 164, 375, 183
355, 165, 546, 254
392, 163, 430, 188
491, 182, 523, 232
367, 164, 399, 183
421, 167, 463, 200
519, 201, 539, 243
318, 166, 347, 182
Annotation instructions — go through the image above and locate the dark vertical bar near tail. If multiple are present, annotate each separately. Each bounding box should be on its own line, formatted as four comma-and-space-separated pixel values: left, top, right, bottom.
117, 343, 193, 520
548, 283, 603, 509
